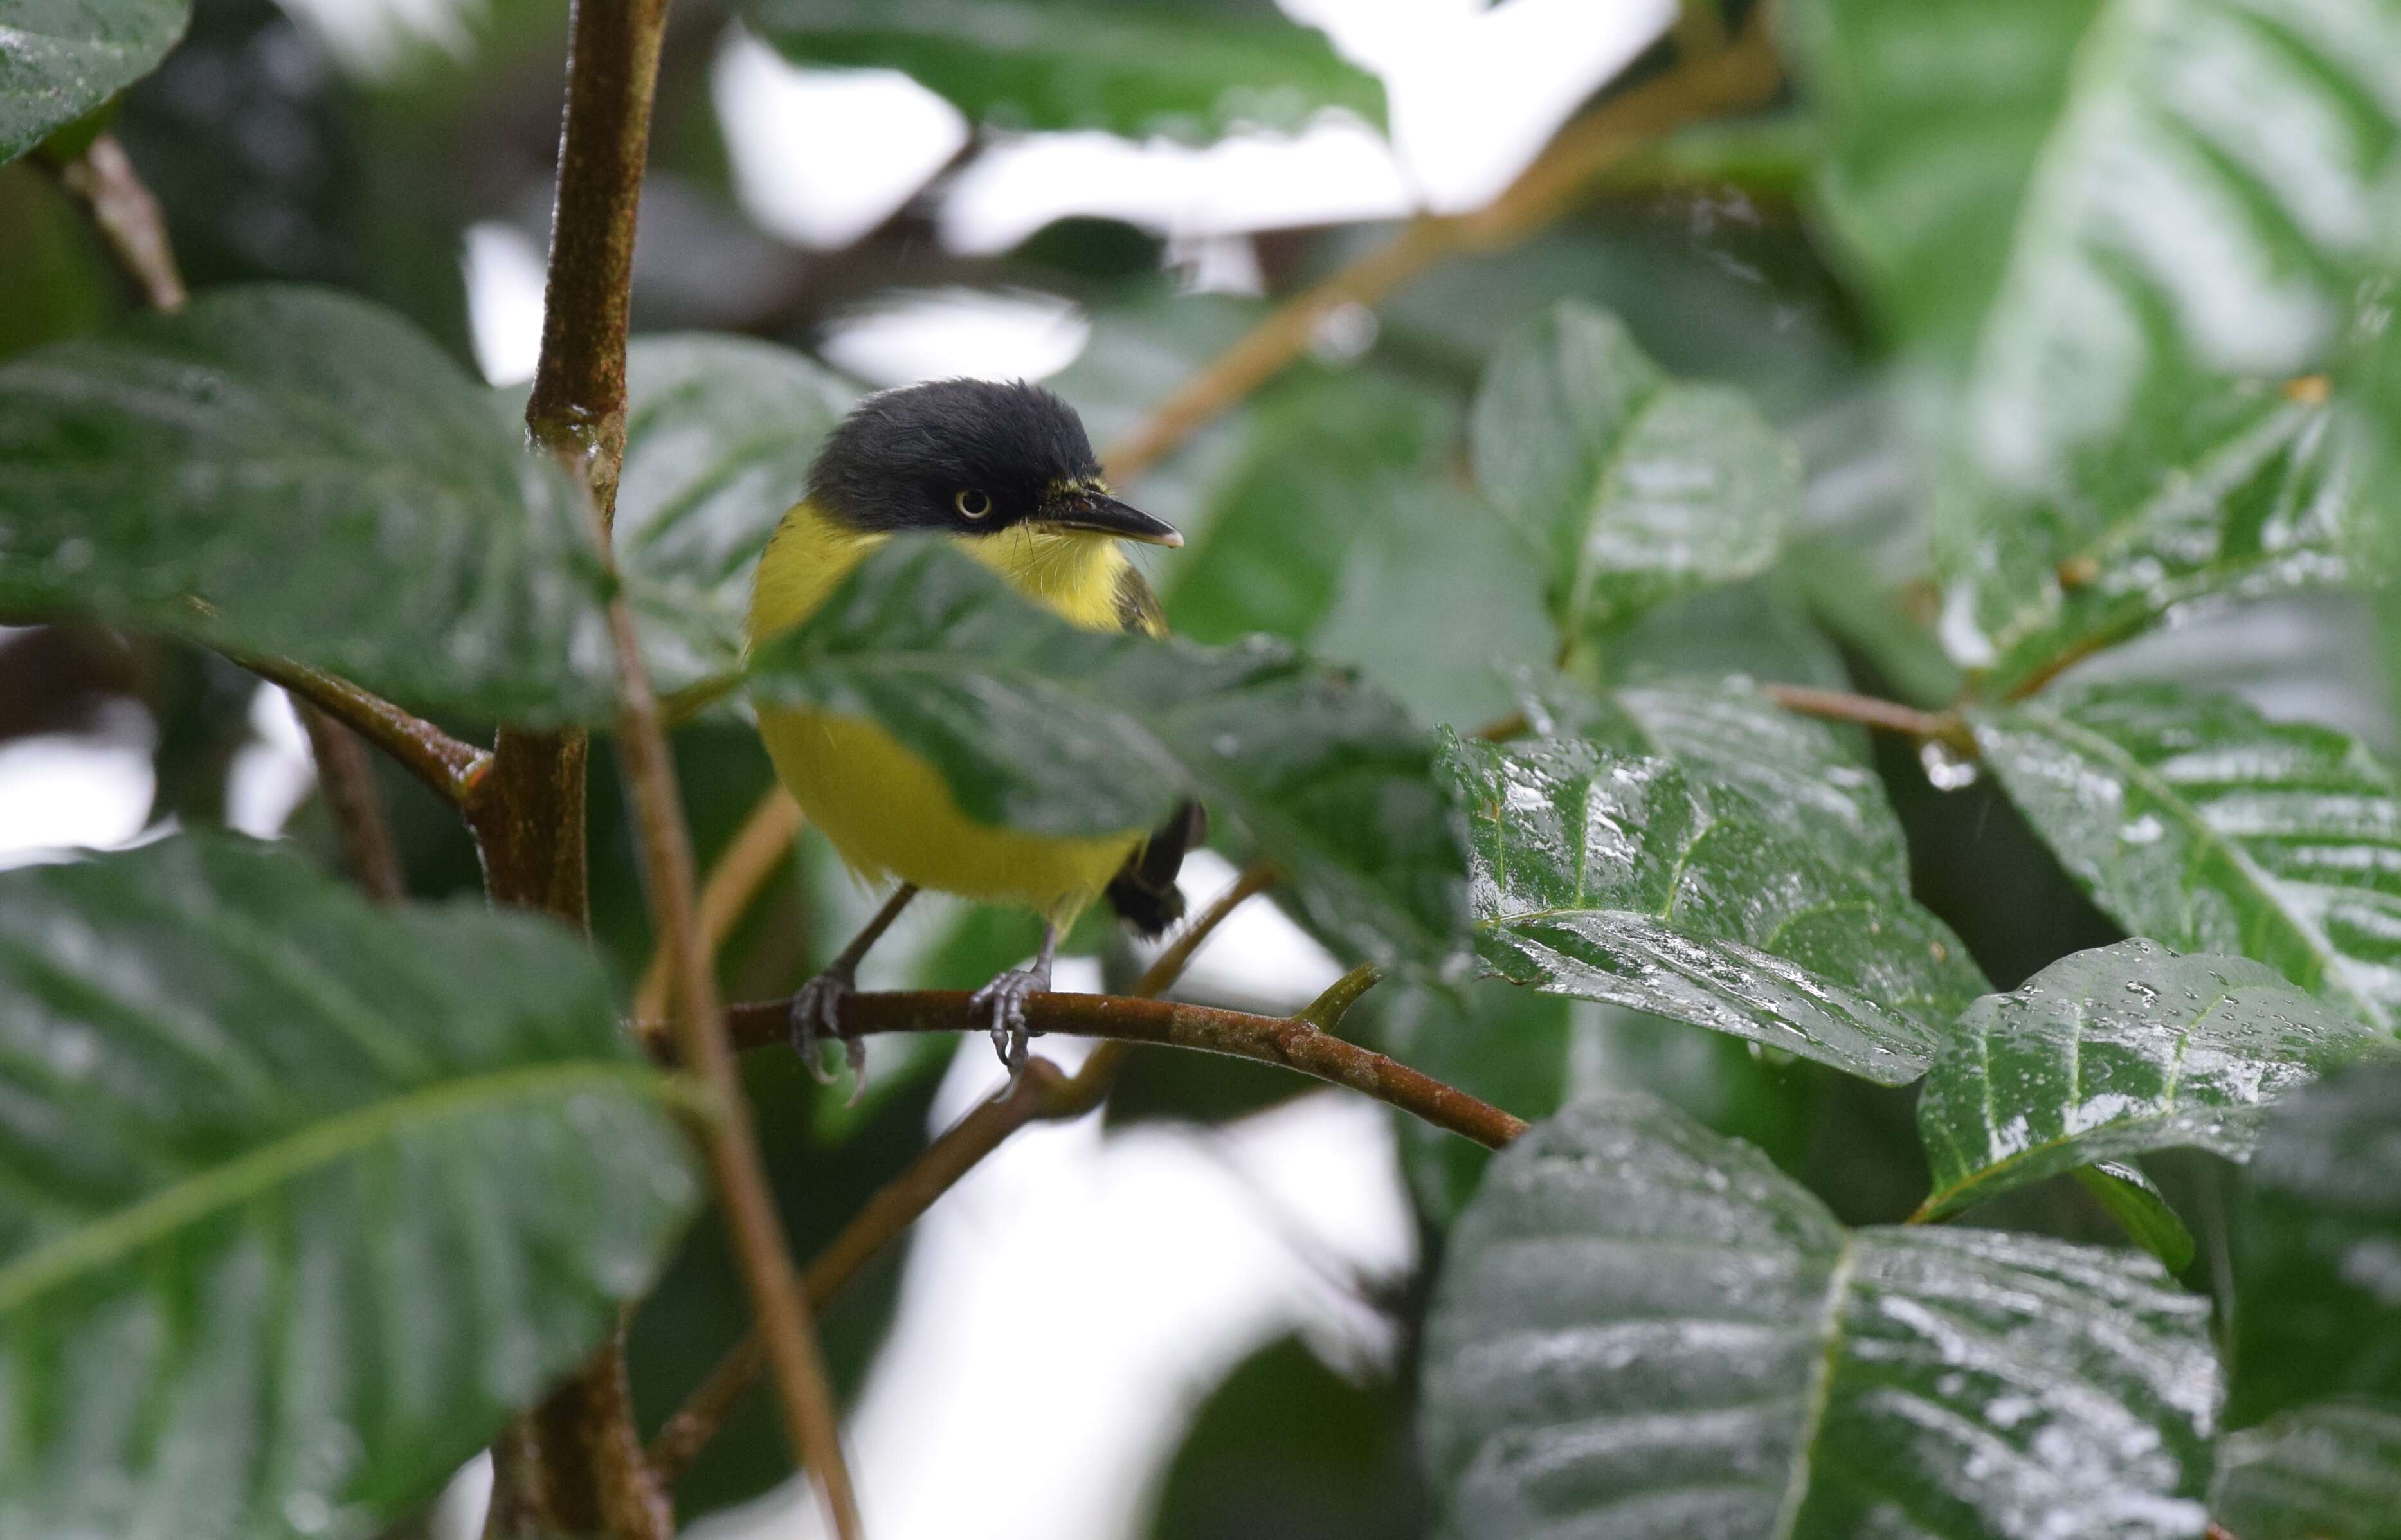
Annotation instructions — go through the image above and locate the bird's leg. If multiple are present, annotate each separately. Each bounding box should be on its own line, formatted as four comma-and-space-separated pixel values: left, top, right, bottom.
790, 883, 918, 1100
970, 921, 1060, 1079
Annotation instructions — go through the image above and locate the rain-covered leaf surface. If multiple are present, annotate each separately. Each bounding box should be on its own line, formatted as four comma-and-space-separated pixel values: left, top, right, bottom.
1519, 674, 1910, 886
0, 835, 704, 1540
1381, 979, 1578, 1224
1787, 0, 2401, 514
1451, 734, 1984, 1083
2074, 1161, 2197, 1275
746, 542, 1470, 972
0, 0, 188, 163
1422, 1090, 2220, 1540
737, 0, 1386, 140
2211, 1400, 2401, 1540
1975, 684, 2401, 1030
2229, 1061, 2401, 1424
612, 334, 854, 697
1916, 939, 2392, 1220
0, 285, 616, 722
1471, 302, 1795, 640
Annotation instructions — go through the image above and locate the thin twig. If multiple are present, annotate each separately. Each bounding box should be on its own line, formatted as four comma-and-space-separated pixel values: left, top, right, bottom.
583, 463, 863, 1536
232, 649, 492, 808
1100, 17, 1782, 481
647, 864, 1281, 1483
294, 703, 406, 902
634, 790, 804, 1026
53, 133, 185, 311
1759, 683, 1967, 746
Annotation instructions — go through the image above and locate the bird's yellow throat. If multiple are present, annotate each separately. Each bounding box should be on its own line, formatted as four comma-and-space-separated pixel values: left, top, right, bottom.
745, 498, 1144, 916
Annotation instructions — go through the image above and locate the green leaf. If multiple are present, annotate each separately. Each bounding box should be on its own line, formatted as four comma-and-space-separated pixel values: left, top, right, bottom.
1422, 1090, 2220, 1540
1974, 683, 2401, 1031
1519, 675, 1911, 887
0, 285, 616, 723
745, 541, 1471, 972
2229, 1060, 2401, 1423
2075, 1161, 2197, 1274
2211, 1401, 2401, 1540
1, 0, 188, 164
1451, 734, 1984, 1083
1382, 979, 1579, 1224
1916, 939, 2393, 1221
1471, 302, 1795, 640
612, 334, 855, 698
736, 0, 1385, 140
0, 834, 703, 1539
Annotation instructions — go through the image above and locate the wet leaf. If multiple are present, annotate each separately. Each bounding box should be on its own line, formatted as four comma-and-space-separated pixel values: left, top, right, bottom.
1519, 675, 1910, 887
1975, 684, 2401, 1031
1916, 939, 2393, 1221
2229, 1061, 2401, 1423
745, 541, 1471, 973
0, 834, 703, 1540
1382, 978, 1579, 1224
1451, 734, 1984, 1083
0, 0, 188, 164
1422, 1089, 2220, 1540
0, 285, 617, 722
1788, 0, 2401, 582
2075, 1161, 2197, 1275
737, 0, 1385, 140
1471, 302, 1795, 641
612, 334, 855, 697
2211, 1400, 2401, 1540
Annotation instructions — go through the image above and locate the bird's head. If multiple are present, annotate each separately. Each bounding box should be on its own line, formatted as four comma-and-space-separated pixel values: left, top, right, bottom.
806, 378, 1181, 547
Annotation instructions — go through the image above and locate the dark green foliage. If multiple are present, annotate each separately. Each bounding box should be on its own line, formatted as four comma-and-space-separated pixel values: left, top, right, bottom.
0, 0, 188, 162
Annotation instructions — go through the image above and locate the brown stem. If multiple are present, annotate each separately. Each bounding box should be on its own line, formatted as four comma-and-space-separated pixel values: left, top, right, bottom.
646, 864, 1279, 1484
584, 472, 863, 1534
1100, 17, 1781, 481
1759, 683, 1966, 746
294, 704, 406, 902
633, 790, 804, 1026
54, 133, 186, 312
232, 651, 491, 808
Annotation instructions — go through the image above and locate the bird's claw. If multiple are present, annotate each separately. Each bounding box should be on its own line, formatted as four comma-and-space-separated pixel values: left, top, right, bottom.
789, 970, 869, 1105
970, 965, 1046, 1080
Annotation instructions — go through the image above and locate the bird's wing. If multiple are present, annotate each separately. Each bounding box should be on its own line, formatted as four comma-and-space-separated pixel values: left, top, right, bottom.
1105, 561, 1202, 935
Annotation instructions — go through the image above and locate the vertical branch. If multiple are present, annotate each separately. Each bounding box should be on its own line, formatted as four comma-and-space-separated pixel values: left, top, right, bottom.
295, 704, 406, 903
487, 0, 673, 1533
586, 481, 865, 1537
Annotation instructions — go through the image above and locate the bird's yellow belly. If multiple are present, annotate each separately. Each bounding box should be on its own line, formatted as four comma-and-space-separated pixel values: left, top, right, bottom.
757, 704, 1138, 918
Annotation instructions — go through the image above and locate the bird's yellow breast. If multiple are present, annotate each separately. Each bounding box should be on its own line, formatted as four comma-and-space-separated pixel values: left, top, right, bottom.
746, 500, 1141, 916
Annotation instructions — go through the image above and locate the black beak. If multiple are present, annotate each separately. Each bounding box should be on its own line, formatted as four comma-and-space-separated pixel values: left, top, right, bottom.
1038, 491, 1183, 547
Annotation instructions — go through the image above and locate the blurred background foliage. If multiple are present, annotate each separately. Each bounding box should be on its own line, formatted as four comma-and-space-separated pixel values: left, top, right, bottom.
5, 0, 2399, 1534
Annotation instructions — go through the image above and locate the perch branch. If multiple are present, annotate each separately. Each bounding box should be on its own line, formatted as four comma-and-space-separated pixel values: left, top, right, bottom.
647, 864, 1282, 1483
294, 705, 406, 903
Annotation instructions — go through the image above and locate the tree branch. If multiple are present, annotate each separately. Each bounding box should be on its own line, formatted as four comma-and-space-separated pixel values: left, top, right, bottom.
646, 863, 1283, 1484
1759, 683, 1970, 748
294, 704, 406, 903
231, 650, 491, 808
53, 133, 185, 312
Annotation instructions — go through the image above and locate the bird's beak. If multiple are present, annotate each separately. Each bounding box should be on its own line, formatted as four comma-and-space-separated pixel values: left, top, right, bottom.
1037, 489, 1183, 547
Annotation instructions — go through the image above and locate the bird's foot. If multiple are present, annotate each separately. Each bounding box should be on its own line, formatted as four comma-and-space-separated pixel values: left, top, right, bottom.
970, 959, 1051, 1080
789, 968, 868, 1104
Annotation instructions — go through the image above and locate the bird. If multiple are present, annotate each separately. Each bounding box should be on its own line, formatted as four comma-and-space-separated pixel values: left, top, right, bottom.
745, 377, 1203, 1085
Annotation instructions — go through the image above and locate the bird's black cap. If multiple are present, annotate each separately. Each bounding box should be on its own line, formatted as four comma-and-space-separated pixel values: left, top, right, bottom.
808, 378, 1179, 545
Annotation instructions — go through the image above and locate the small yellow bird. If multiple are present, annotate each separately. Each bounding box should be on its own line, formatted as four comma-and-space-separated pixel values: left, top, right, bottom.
747, 378, 1199, 1080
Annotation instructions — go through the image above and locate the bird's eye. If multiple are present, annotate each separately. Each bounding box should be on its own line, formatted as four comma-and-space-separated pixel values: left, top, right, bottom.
954, 488, 992, 520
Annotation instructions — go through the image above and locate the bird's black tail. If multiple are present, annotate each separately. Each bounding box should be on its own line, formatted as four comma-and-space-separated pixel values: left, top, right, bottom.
1105, 800, 1206, 938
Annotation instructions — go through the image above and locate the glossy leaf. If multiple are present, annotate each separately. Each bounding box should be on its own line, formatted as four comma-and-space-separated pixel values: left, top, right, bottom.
1381, 979, 1579, 1224
1452, 734, 1984, 1083
1422, 1090, 2220, 1540
745, 541, 1470, 972
1, 0, 188, 163
0, 285, 616, 721
1975, 684, 2401, 1030
1519, 674, 1910, 887
2211, 1401, 2401, 1540
0, 835, 703, 1539
2229, 1061, 2401, 1423
737, 0, 1385, 140
2075, 1162, 2197, 1275
1471, 302, 1795, 640
613, 334, 855, 697
1916, 939, 2392, 1220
